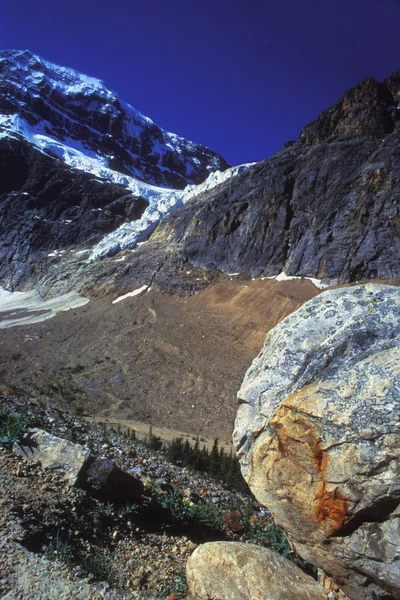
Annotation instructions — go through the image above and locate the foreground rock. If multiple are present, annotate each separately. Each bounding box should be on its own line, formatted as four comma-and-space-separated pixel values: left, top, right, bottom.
234, 284, 400, 600
14, 428, 91, 485
186, 541, 325, 600
14, 428, 144, 502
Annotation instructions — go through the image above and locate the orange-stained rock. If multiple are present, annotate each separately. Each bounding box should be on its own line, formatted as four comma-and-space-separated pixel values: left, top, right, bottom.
234, 284, 400, 600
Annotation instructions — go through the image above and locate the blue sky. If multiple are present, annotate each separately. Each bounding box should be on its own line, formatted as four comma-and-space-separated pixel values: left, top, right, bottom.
1, 0, 400, 165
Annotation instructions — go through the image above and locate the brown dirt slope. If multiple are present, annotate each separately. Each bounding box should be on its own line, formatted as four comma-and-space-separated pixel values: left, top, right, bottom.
0, 278, 320, 440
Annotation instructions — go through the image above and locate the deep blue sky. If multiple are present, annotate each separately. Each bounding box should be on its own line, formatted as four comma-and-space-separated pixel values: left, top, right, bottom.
1, 0, 400, 165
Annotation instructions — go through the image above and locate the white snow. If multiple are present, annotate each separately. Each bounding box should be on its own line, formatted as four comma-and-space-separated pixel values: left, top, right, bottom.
0, 287, 89, 328
261, 272, 328, 289
112, 285, 149, 304
184, 163, 256, 202
2, 50, 228, 192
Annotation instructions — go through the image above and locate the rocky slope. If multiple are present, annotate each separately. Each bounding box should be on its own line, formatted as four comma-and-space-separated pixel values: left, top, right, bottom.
1, 392, 349, 600
0, 278, 321, 441
142, 75, 400, 284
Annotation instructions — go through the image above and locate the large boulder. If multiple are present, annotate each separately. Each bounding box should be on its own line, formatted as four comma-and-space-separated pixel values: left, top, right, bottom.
186, 541, 325, 600
233, 284, 400, 600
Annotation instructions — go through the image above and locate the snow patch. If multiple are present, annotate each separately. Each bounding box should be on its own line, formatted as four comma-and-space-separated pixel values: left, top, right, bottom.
0, 288, 89, 328
112, 285, 149, 304
261, 272, 328, 289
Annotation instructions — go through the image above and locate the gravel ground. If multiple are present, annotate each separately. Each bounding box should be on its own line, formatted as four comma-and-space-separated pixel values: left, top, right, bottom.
0, 394, 257, 599
0, 393, 348, 600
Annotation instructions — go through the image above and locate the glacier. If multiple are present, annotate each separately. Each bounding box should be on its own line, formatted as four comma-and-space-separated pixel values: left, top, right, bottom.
0, 50, 254, 263
89, 163, 255, 260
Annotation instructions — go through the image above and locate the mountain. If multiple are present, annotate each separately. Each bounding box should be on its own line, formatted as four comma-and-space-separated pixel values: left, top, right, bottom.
0, 50, 229, 189
0, 50, 235, 290
0, 53, 400, 296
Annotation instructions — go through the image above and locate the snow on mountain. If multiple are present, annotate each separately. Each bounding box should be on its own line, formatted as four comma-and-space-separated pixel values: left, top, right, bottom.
0, 114, 254, 261
0, 49, 229, 189
89, 163, 255, 260
0, 50, 256, 269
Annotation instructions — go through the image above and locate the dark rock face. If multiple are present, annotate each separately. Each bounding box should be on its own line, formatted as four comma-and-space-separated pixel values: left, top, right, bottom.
0, 138, 148, 289
298, 76, 396, 144
0, 50, 228, 189
148, 74, 400, 283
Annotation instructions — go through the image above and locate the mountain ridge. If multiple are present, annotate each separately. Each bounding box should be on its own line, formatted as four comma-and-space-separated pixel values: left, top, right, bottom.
0, 49, 229, 189
1, 54, 400, 295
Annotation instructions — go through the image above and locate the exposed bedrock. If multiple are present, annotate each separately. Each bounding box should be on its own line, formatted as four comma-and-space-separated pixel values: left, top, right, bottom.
0, 138, 148, 289
233, 284, 400, 600
150, 73, 400, 284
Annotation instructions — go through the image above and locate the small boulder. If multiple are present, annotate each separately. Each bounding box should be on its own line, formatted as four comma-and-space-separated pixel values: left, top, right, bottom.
14, 428, 90, 486
77, 456, 144, 502
186, 541, 325, 600
14, 428, 143, 502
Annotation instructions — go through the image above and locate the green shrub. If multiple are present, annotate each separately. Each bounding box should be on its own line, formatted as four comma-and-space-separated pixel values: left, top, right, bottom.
150, 483, 224, 531
0, 410, 29, 447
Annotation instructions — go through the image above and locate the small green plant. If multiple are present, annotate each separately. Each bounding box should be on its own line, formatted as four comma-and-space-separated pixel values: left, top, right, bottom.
80, 549, 119, 586
241, 511, 314, 572
172, 570, 188, 598
45, 531, 75, 566
46, 532, 119, 587
150, 483, 224, 531
0, 410, 29, 447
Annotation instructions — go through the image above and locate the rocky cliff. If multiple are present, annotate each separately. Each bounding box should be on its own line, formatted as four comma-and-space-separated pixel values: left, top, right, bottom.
145, 75, 400, 284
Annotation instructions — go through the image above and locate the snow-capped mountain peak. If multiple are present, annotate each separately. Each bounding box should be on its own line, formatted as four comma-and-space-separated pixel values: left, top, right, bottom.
0, 49, 229, 189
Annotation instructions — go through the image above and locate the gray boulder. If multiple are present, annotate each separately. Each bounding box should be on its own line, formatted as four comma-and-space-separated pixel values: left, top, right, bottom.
14, 428, 143, 502
186, 541, 325, 600
233, 284, 400, 600
14, 428, 91, 486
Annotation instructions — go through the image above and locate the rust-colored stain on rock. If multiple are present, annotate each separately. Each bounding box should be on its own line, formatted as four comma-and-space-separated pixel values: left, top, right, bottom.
270, 396, 350, 535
